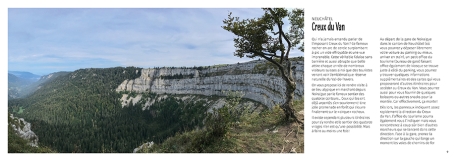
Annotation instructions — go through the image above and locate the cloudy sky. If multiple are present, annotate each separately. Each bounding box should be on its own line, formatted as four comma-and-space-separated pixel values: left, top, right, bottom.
8, 8, 303, 75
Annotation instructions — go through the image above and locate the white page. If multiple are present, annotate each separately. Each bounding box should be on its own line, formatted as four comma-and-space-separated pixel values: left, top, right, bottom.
305, 1, 455, 160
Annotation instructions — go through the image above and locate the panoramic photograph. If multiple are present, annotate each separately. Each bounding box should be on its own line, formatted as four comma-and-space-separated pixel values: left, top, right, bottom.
7, 8, 304, 153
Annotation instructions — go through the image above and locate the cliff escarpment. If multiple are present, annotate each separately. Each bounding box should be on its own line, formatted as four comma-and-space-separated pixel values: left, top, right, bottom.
8, 114, 39, 147
116, 58, 304, 108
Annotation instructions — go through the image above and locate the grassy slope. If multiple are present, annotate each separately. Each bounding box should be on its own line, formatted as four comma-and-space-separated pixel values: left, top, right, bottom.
138, 99, 304, 153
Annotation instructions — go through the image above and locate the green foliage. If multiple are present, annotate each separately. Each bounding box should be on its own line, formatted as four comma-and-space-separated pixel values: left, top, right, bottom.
160, 73, 194, 79
127, 91, 138, 99
8, 113, 56, 153
8, 125, 56, 153
222, 8, 304, 59
8, 71, 71, 99
140, 91, 249, 153
287, 9, 305, 52
7, 66, 212, 153
17, 107, 24, 114
7, 67, 156, 153
7, 60, 302, 153
289, 56, 304, 61
211, 64, 229, 68
252, 60, 280, 76
223, 8, 304, 123
205, 91, 245, 138
141, 99, 304, 153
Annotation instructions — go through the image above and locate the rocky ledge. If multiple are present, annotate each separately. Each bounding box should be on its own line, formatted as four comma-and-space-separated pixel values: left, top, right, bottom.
9, 114, 39, 147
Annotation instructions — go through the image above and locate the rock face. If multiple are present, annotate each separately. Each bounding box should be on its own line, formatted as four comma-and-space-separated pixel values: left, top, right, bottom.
9, 114, 39, 147
116, 59, 304, 108
133, 141, 154, 153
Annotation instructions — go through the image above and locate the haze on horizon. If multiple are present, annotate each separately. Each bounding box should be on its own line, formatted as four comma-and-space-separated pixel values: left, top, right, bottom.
8, 8, 303, 76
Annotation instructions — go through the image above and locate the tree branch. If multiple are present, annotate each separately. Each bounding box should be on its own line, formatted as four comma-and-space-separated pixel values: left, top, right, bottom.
267, 8, 292, 60
278, 28, 284, 64
250, 50, 293, 87
251, 50, 277, 65
263, 52, 280, 58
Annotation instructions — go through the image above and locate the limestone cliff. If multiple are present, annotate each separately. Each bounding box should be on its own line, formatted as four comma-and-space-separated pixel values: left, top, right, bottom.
116, 58, 304, 108
9, 114, 39, 147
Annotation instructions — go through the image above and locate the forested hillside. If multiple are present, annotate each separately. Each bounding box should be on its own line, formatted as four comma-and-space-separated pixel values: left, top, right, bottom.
8, 71, 70, 99
8, 67, 215, 152
8, 71, 40, 99
8, 58, 304, 153
8, 74, 23, 99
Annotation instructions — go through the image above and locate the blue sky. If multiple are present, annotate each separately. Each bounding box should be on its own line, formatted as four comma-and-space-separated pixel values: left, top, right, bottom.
8, 8, 303, 75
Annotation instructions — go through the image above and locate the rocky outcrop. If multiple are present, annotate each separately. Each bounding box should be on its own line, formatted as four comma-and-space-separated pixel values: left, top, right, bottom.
117, 58, 304, 108
133, 141, 154, 153
9, 114, 39, 147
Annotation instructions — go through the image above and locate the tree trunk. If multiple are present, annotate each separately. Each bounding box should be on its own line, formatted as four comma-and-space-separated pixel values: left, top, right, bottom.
279, 60, 303, 124
281, 84, 296, 120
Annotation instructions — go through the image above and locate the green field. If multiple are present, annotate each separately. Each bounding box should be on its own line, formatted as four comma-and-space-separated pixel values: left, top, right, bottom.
17, 107, 24, 114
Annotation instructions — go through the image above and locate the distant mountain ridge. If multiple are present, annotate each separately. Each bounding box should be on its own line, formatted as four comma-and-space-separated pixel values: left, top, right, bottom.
8, 73, 24, 99
8, 71, 70, 99
8, 71, 41, 82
